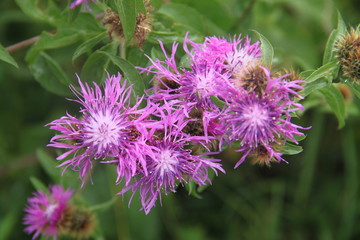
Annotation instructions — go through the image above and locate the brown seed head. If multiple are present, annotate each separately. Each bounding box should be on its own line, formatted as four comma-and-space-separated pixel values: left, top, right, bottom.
336, 27, 360, 84
232, 64, 268, 96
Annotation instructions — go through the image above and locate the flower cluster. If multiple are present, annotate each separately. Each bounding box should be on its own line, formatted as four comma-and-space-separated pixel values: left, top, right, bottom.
47, 72, 224, 214
23, 185, 94, 240
141, 33, 307, 166
45, 33, 307, 215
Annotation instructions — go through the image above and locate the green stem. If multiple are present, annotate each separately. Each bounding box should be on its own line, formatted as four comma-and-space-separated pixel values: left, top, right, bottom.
338, 126, 358, 239
120, 40, 126, 59
295, 111, 324, 204
106, 165, 131, 240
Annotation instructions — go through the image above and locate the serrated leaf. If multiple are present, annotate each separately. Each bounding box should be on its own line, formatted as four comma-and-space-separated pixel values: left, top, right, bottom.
336, 10, 347, 36
304, 61, 338, 83
115, 0, 136, 42
158, 3, 205, 33
73, 32, 107, 62
252, 30, 273, 66
28, 52, 71, 96
98, 51, 146, 99
323, 29, 339, 65
81, 43, 117, 85
30, 176, 48, 193
0, 44, 18, 68
280, 142, 303, 155
320, 84, 346, 128
36, 149, 61, 182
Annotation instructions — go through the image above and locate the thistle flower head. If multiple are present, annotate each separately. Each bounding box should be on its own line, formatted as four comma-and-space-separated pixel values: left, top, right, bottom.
23, 186, 73, 240
184, 34, 261, 75
119, 103, 224, 214
221, 67, 306, 167
336, 27, 360, 84
47, 73, 152, 184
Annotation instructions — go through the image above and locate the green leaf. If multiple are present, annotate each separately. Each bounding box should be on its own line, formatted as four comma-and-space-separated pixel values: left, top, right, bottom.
0, 208, 18, 240
81, 43, 117, 85
197, 169, 216, 193
180, 53, 191, 69
158, 3, 205, 33
30, 176, 48, 193
280, 142, 303, 155
252, 30, 274, 66
73, 32, 108, 62
0, 44, 18, 68
150, 47, 165, 61
323, 29, 339, 65
320, 84, 346, 128
98, 51, 146, 99
304, 61, 338, 83
135, 0, 146, 13
114, 0, 136, 42
336, 10, 347, 36
36, 149, 61, 183
15, 0, 59, 25
302, 78, 328, 96
348, 82, 360, 99
322, 11, 347, 65
28, 52, 71, 96
185, 180, 202, 199
210, 95, 226, 109
26, 30, 84, 62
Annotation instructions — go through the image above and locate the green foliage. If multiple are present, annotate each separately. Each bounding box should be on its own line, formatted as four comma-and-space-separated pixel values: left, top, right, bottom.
320, 84, 346, 128
98, 50, 146, 100
28, 52, 71, 96
0, 44, 18, 68
252, 30, 274, 66
114, 0, 136, 42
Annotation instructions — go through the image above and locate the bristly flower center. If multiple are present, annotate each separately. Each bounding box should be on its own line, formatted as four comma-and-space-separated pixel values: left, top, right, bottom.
242, 103, 269, 128
155, 149, 178, 177
44, 202, 58, 220
84, 110, 125, 154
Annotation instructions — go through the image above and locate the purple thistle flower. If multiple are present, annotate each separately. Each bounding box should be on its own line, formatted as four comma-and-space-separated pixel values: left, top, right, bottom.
47, 73, 153, 184
221, 67, 307, 167
119, 103, 224, 214
70, 0, 96, 10
184, 34, 261, 75
23, 185, 73, 240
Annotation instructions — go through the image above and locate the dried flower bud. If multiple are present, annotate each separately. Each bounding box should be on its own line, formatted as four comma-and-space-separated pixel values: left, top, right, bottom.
64, 208, 95, 238
103, 9, 123, 41
103, 1, 152, 47
232, 64, 268, 96
336, 27, 360, 84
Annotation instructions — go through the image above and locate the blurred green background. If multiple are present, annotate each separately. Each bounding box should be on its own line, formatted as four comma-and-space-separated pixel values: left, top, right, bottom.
1, 0, 360, 239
